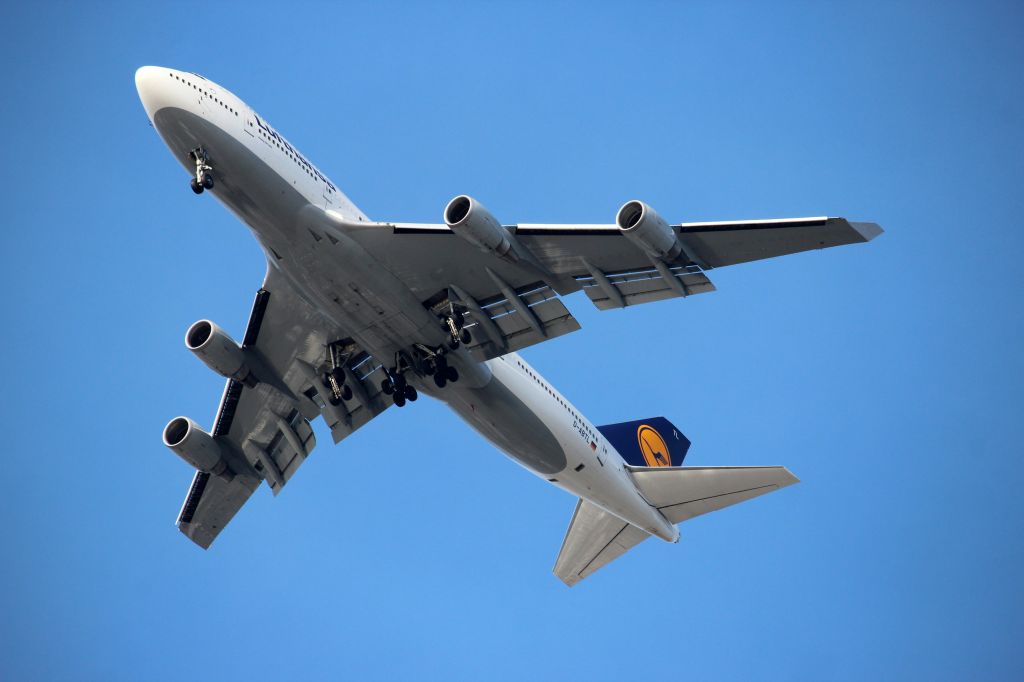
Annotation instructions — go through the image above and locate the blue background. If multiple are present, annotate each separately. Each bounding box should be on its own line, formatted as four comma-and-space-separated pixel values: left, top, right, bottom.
2, 2, 1021, 680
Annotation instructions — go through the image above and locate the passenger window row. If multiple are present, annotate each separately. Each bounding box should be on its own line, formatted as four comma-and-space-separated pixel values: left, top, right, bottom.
516, 359, 596, 441
168, 72, 239, 117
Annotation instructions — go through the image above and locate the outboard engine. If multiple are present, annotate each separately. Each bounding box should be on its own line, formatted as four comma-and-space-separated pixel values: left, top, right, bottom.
162, 416, 229, 477
615, 200, 683, 261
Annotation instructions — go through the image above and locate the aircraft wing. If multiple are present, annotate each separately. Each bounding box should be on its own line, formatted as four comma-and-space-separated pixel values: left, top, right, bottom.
175, 266, 392, 548
343, 214, 881, 359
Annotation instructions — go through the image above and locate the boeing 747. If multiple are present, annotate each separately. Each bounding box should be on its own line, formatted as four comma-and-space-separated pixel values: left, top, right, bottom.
136, 66, 881, 585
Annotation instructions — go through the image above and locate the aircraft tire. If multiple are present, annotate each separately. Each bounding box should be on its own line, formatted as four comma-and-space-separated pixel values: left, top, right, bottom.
446, 366, 459, 382
190, 178, 204, 194
433, 372, 447, 388
202, 172, 214, 190
404, 385, 418, 402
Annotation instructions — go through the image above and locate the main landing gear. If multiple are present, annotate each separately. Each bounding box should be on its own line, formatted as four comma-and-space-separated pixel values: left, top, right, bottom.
443, 309, 472, 350
381, 370, 418, 408
188, 148, 215, 194
352, 306, 474, 409
321, 343, 353, 407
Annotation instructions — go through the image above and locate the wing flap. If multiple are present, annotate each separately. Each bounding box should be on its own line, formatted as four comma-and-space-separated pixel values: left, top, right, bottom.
553, 499, 652, 587
575, 262, 716, 310
451, 282, 581, 362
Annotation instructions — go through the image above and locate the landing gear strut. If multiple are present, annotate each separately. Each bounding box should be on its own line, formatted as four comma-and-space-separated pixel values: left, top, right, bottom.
189, 148, 214, 194
443, 307, 472, 350
321, 343, 353, 406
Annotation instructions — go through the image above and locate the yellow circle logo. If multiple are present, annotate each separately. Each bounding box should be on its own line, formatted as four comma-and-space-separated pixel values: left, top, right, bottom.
637, 424, 671, 467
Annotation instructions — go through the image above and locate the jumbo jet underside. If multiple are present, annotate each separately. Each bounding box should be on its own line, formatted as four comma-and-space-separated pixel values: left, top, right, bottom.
137, 66, 881, 585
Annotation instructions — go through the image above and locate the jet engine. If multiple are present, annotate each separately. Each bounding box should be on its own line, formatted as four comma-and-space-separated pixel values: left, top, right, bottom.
444, 195, 516, 260
162, 416, 228, 475
615, 200, 682, 261
185, 320, 255, 385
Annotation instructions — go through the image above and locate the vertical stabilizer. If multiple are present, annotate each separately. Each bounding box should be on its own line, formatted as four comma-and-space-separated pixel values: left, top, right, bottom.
596, 417, 690, 467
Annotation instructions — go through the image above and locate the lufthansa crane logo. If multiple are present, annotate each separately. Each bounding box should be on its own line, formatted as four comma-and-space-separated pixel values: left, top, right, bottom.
636, 424, 671, 467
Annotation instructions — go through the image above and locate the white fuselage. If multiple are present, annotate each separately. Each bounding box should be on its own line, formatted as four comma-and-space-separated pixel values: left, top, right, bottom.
136, 66, 678, 542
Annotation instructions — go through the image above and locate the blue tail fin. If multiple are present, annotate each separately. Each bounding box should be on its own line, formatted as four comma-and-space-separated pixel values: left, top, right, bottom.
596, 417, 690, 468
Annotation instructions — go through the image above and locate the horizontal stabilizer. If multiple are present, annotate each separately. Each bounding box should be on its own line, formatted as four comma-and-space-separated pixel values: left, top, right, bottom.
553, 499, 652, 587
628, 465, 799, 524
554, 465, 798, 586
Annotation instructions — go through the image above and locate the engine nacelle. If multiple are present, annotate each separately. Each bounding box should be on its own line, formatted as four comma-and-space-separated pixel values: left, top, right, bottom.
185, 320, 254, 384
444, 195, 516, 260
162, 416, 228, 475
615, 200, 682, 261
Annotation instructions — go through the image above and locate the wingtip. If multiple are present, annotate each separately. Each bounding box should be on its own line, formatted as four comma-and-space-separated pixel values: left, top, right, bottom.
850, 221, 884, 242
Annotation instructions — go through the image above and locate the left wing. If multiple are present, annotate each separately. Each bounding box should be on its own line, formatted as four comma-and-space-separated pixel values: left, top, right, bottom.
176, 265, 392, 548
339, 211, 880, 360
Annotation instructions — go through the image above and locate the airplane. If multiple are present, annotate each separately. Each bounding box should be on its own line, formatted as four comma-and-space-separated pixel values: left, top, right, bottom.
136, 66, 882, 586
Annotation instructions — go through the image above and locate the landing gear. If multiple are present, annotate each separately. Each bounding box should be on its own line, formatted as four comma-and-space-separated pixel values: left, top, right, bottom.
443, 307, 471, 350
321, 343, 353, 405
188, 148, 214, 194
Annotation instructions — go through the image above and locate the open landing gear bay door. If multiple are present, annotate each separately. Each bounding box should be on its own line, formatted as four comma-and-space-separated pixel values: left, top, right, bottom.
175, 266, 393, 549
554, 466, 799, 587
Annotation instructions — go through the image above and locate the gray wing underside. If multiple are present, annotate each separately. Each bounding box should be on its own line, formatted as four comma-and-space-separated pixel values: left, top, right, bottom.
350, 216, 881, 321
176, 265, 392, 549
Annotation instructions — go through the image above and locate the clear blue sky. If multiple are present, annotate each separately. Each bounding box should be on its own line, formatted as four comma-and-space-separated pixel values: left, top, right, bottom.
2, 2, 1021, 680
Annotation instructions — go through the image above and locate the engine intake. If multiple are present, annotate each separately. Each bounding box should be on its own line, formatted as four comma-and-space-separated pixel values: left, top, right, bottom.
444, 195, 516, 260
616, 200, 682, 261
162, 416, 228, 475
186, 320, 254, 384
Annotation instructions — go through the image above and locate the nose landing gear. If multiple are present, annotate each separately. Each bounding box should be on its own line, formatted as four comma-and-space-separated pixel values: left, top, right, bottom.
188, 148, 215, 194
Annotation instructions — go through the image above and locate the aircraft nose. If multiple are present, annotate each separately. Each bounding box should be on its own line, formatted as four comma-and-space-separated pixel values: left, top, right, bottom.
135, 65, 171, 119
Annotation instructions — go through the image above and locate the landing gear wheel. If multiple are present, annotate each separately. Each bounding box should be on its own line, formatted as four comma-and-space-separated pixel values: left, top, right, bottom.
341, 384, 353, 401
433, 372, 448, 388
453, 310, 465, 327
447, 337, 460, 350
393, 374, 407, 391
190, 178, 204, 194
327, 393, 342, 407
446, 366, 459, 383
394, 393, 406, 408
460, 328, 472, 344
381, 379, 394, 395
201, 172, 214, 190
404, 385, 418, 402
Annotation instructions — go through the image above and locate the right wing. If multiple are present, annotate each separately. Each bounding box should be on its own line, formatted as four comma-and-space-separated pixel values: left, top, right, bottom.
176, 265, 392, 549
